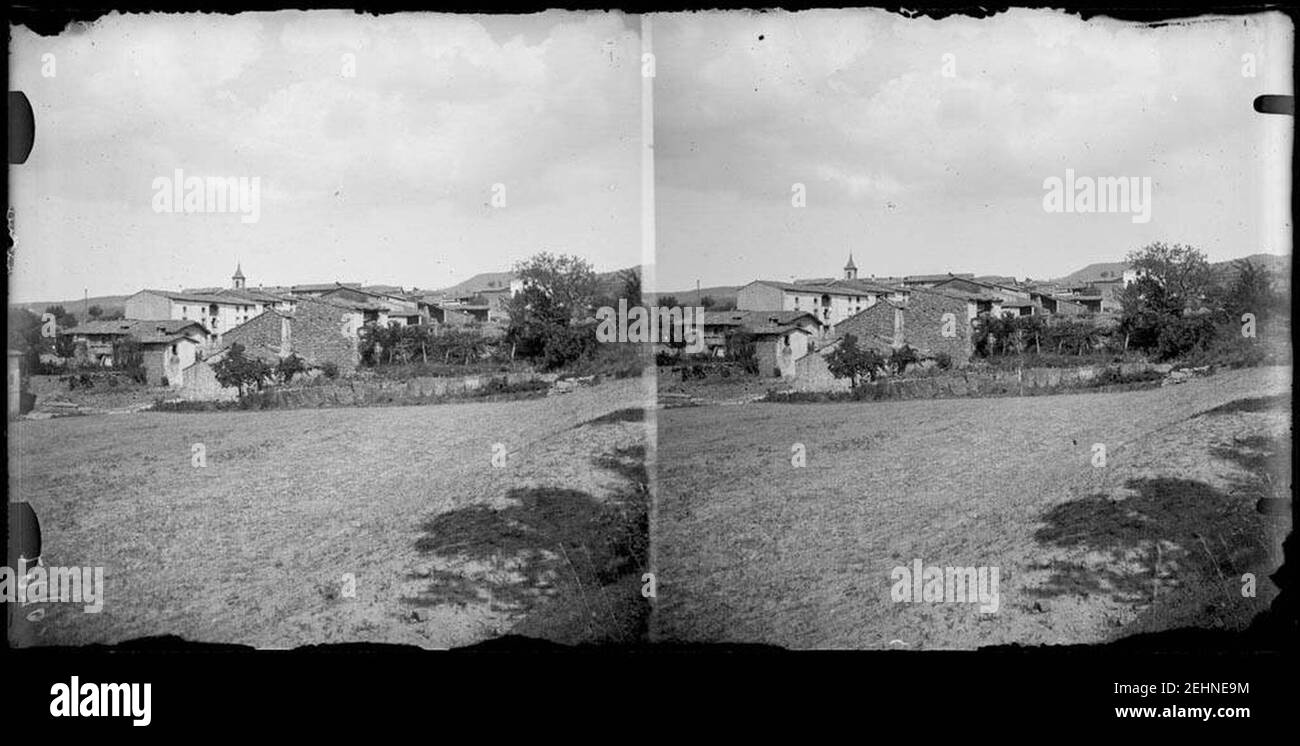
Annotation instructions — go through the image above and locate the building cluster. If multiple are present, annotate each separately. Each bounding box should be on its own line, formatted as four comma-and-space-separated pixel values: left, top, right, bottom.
59, 265, 522, 390
705, 255, 1140, 377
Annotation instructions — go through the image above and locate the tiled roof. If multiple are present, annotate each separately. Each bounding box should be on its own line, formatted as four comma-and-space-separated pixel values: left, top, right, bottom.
138, 288, 275, 305
751, 279, 903, 296
903, 273, 973, 283
63, 319, 208, 344
703, 310, 819, 327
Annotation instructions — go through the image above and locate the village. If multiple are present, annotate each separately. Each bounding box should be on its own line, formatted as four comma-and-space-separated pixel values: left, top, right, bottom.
8, 241, 1287, 415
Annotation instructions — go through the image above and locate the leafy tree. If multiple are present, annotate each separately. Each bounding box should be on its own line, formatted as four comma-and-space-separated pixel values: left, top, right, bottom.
508, 252, 598, 322
825, 333, 885, 387
538, 323, 597, 371
43, 305, 77, 330
1220, 258, 1281, 320
657, 295, 679, 309
618, 268, 642, 308
1124, 242, 1212, 312
505, 252, 600, 369
7, 308, 46, 371
275, 353, 308, 384
1155, 314, 1217, 361
724, 329, 758, 374
212, 343, 272, 395
87, 305, 104, 319
111, 336, 146, 384
889, 344, 919, 374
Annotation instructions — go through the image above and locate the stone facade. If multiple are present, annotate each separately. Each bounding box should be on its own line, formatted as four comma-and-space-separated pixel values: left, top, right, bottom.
832, 289, 975, 365
221, 297, 361, 373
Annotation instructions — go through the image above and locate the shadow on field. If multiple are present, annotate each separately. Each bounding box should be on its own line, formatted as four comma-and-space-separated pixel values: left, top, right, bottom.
1029, 430, 1288, 635
405, 444, 649, 644
579, 407, 646, 427
1194, 392, 1291, 418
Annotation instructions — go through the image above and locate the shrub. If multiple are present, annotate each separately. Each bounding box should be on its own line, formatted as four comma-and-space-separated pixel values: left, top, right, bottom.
934, 351, 953, 370
319, 361, 339, 379
276, 353, 308, 384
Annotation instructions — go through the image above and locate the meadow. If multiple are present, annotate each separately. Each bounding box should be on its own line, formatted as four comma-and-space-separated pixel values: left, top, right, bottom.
653, 366, 1291, 649
8, 377, 652, 648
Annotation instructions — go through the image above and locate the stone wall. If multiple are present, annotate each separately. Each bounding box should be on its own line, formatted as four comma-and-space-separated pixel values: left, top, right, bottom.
176, 360, 239, 401
172, 367, 545, 405
792, 350, 852, 392
903, 290, 974, 364
787, 362, 1173, 398
220, 297, 361, 374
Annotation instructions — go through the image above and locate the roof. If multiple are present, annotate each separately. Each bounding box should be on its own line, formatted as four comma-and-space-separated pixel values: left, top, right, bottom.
703, 310, 820, 328
63, 319, 209, 344
291, 282, 362, 293
749, 279, 903, 296
907, 285, 997, 303
903, 273, 973, 283
137, 288, 277, 305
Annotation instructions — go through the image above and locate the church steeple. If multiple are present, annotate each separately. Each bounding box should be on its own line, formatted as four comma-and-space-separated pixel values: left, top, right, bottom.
844, 253, 858, 280
232, 263, 246, 289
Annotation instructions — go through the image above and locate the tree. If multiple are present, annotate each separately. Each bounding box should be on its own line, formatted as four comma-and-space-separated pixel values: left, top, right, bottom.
505, 252, 601, 369
508, 252, 598, 322
1124, 242, 1212, 312
725, 329, 758, 374
87, 305, 104, 319
825, 333, 885, 387
889, 344, 919, 375
657, 295, 679, 309
1220, 258, 1281, 320
213, 343, 272, 395
275, 353, 308, 384
112, 336, 146, 384
618, 267, 642, 308
43, 305, 77, 331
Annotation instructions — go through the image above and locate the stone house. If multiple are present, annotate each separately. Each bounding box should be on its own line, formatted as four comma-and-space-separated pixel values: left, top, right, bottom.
61, 319, 211, 386
216, 296, 363, 373
700, 310, 823, 359
830, 286, 978, 365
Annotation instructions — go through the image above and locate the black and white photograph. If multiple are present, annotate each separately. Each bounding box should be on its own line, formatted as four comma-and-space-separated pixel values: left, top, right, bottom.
3, 2, 1295, 730
648, 9, 1292, 650
8, 10, 652, 650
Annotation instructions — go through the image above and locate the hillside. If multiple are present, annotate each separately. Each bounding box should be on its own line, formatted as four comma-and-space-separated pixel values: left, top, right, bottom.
10, 294, 130, 319
432, 265, 644, 300
644, 285, 742, 306
1052, 253, 1289, 286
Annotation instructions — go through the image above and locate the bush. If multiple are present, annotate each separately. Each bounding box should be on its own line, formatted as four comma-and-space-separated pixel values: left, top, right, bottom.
276, 353, 308, 384
319, 361, 339, 379
934, 351, 952, 370
1155, 314, 1218, 362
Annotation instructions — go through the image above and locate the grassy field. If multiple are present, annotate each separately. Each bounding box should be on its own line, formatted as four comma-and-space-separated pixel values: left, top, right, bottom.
653, 366, 1291, 649
8, 377, 652, 648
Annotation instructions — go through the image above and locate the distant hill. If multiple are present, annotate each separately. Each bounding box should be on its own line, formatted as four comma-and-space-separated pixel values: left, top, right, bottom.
1053, 253, 1290, 288
645, 285, 742, 306
428, 265, 644, 301
10, 294, 130, 319
1052, 261, 1131, 286
428, 271, 517, 298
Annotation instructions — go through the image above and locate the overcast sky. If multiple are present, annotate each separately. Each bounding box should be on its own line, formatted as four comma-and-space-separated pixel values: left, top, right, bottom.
10, 11, 642, 302
651, 9, 1293, 290
9, 10, 1293, 303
